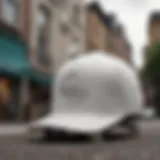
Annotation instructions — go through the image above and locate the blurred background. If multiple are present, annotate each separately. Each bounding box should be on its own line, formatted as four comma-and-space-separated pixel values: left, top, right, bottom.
0, 0, 159, 123
1, 0, 160, 160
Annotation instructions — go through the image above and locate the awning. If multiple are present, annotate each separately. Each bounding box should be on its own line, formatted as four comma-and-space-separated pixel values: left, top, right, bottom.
0, 30, 52, 84
0, 31, 29, 77
30, 70, 52, 85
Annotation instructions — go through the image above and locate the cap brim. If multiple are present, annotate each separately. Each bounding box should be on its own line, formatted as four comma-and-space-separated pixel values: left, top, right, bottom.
32, 113, 124, 134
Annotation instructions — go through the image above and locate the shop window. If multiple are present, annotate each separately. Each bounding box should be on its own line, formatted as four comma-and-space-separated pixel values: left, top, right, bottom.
1, 0, 20, 28
28, 81, 51, 121
8, 79, 20, 121
37, 5, 51, 68
0, 78, 20, 122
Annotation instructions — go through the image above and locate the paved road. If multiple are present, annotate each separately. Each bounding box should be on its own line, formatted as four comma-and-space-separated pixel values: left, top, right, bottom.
0, 120, 160, 160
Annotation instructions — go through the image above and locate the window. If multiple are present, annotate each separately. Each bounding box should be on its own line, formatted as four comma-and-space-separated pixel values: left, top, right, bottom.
105, 33, 114, 52
72, 5, 81, 26
1, 0, 20, 28
60, 9, 70, 33
151, 23, 160, 42
0, 78, 20, 122
37, 6, 51, 68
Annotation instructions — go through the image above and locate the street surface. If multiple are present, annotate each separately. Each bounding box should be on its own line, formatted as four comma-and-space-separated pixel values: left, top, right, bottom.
0, 120, 160, 160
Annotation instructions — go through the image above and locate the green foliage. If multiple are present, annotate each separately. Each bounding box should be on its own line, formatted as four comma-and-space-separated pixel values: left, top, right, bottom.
143, 42, 160, 85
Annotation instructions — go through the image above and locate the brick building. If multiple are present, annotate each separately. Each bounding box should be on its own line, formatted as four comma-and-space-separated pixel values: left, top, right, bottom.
85, 2, 114, 52
144, 11, 160, 62
85, 2, 132, 64
112, 24, 132, 64
148, 11, 160, 46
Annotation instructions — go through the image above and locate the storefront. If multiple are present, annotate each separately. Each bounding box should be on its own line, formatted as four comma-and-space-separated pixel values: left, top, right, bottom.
0, 77, 22, 122
0, 29, 52, 123
24, 80, 51, 121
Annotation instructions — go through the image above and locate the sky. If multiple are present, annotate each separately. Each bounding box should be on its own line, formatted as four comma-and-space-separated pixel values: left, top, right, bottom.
86, 0, 160, 69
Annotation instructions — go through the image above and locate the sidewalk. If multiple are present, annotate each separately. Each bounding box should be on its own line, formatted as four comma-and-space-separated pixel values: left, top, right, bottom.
0, 124, 28, 136
0, 118, 159, 137
140, 118, 160, 128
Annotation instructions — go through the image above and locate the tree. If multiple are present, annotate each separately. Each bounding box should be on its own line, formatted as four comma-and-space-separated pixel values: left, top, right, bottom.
143, 42, 160, 116
143, 43, 160, 83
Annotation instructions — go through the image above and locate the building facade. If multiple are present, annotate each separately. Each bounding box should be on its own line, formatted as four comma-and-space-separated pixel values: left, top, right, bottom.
85, 1, 132, 65
0, 0, 31, 122
0, 0, 53, 122
0, 0, 86, 122
85, 2, 109, 52
148, 11, 160, 46
144, 11, 160, 62
50, 0, 86, 71
112, 24, 132, 64
25, 0, 86, 120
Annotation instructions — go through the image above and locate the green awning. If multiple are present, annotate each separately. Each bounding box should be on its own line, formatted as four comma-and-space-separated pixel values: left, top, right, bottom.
30, 71, 52, 85
0, 60, 29, 78
0, 30, 52, 84
0, 30, 29, 77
